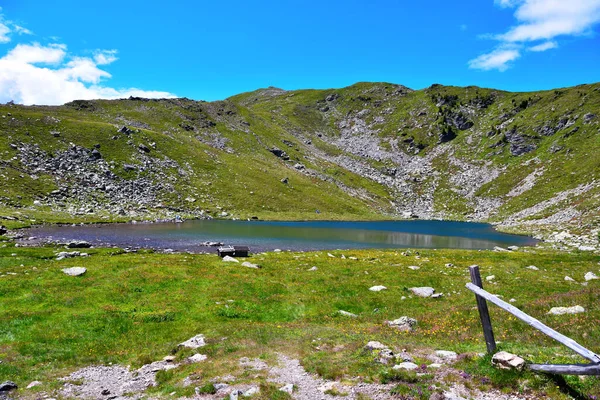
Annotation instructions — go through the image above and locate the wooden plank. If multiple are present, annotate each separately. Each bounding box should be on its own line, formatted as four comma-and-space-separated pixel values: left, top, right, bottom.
529, 363, 600, 375
466, 282, 600, 364
468, 266, 497, 354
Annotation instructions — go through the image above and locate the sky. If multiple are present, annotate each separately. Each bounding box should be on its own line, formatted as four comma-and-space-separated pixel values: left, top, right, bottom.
0, 0, 599, 105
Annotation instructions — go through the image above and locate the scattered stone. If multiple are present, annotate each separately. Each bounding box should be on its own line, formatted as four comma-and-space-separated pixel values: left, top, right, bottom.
486, 275, 495, 281
584, 272, 598, 281
492, 351, 525, 371
56, 251, 82, 260
428, 363, 443, 369
564, 276, 576, 282
241, 261, 260, 269
308, 266, 318, 271
279, 383, 294, 394
230, 390, 242, 400
338, 310, 357, 318
280, 177, 289, 184
509, 298, 517, 303
365, 341, 387, 351
408, 265, 420, 270
0, 381, 17, 392
163, 355, 176, 362
527, 265, 539, 270
214, 383, 229, 391
431, 293, 444, 299
387, 316, 418, 332
0, 226, 7, 235
26, 381, 42, 389
293, 163, 305, 170
327, 253, 335, 257
376, 348, 395, 364
409, 287, 435, 297
393, 362, 419, 371
507, 246, 519, 251
369, 285, 387, 292
62, 267, 87, 277
445, 263, 454, 267
548, 306, 585, 315
435, 350, 458, 361
395, 351, 413, 362
494, 246, 509, 252
222, 256, 239, 263
179, 334, 206, 349
188, 354, 207, 363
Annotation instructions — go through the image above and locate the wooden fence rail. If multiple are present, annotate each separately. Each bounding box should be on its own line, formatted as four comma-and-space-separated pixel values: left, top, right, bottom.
466, 265, 600, 375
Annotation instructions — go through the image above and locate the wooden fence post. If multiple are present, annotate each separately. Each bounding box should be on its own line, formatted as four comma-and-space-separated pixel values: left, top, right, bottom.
469, 265, 497, 354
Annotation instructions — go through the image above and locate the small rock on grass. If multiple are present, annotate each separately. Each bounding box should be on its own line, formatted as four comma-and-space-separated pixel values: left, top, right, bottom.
492, 351, 525, 371
338, 310, 357, 318
584, 272, 598, 281
548, 305, 585, 315
222, 256, 239, 263
243, 387, 259, 397
369, 285, 387, 292
308, 266, 318, 271
179, 334, 206, 349
527, 265, 539, 270
365, 341, 387, 351
409, 287, 435, 297
386, 316, 417, 332
188, 354, 207, 363
393, 362, 419, 370
565, 276, 576, 282
241, 261, 260, 269
408, 265, 420, 270
62, 267, 87, 276
26, 381, 42, 389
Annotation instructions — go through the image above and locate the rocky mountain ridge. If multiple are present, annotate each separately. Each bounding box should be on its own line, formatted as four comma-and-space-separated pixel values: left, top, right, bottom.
0, 82, 599, 246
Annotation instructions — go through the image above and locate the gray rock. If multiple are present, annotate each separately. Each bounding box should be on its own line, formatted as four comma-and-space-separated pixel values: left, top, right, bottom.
409, 287, 435, 297
376, 348, 395, 364
62, 267, 87, 277
565, 276, 576, 282
584, 272, 598, 281
26, 381, 42, 389
387, 316, 418, 331
364, 341, 387, 351
393, 362, 419, 370
492, 351, 525, 370
435, 350, 457, 361
0, 226, 7, 235
138, 144, 151, 153
280, 177, 289, 184
179, 334, 206, 349
188, 354, 207, 363
279, 384, 294, 394
293, 163, 305, 170
548, 306, 585, 315
222, 256, 239, 263
230, 390, 241, 400
369, 285, 387, 292
338, 310, 357, 318
67, 240, 91, 248
527, 265, 539, 270
243, 387, 259, 397
507, 246, 519, 251
0, 381, 17, 392
241, 261, 260, 269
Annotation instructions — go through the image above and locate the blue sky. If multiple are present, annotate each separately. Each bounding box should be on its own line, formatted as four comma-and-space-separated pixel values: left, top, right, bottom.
1, 0, 599, 104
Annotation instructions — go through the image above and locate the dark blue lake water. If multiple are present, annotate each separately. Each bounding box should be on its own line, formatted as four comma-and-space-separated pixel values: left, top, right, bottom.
28, 219, 537, 253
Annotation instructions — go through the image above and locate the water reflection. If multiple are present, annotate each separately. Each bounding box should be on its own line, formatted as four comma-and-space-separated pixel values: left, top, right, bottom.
28, 219, 537, 252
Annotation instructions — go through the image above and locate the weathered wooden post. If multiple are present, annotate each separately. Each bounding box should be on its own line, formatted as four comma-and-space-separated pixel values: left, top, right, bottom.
469, 265, 497, 354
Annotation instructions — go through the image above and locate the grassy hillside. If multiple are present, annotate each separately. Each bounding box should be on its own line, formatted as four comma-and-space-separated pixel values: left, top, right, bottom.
1, 82, 599, 241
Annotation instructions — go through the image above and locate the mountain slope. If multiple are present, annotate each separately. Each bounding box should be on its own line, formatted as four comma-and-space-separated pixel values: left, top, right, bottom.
0, 82, 599, 242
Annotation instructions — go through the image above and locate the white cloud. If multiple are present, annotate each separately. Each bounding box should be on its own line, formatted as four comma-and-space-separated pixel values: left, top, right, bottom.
468, 47, 521, 71
13, 25, 33, 35
0, 22, 9, 43
470, 0, 600, 70
528, 40, 558, 51
0, 42, 176, 105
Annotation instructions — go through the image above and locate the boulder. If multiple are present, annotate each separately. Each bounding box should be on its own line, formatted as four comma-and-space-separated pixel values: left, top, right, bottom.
0, 226, 7, 235
492, 351, 525, 371
222, 256, 239, 263
376, 348, 395, 364
409, 287, 435, 297
62, 267, 87, 277
386, 316, 417, 332
369, 285, 387, 292
179, 334, 206, 349
548, 306, 585, 315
